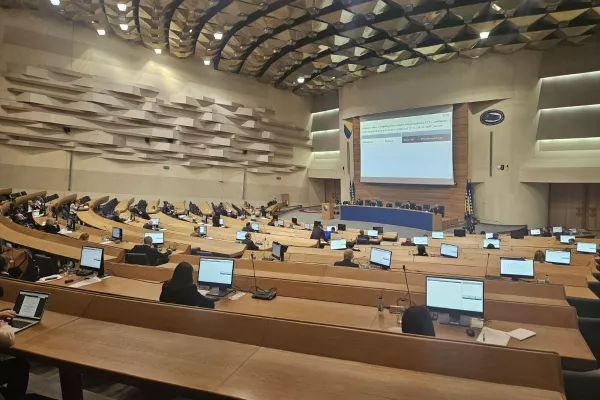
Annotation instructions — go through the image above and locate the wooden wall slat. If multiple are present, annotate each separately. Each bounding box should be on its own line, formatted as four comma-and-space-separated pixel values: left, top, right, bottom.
353, 104, 468, 219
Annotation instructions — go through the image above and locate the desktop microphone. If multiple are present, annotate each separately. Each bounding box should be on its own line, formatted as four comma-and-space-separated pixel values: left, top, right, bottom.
250, 252, 276, 300
402, 265, 413, 306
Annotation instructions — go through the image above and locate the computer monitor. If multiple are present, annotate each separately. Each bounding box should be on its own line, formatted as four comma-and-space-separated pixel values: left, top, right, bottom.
545, 249, 571, 265
330, 239, 347, 250
144, 232, 164, 245
198, 258, 234, 297
483, 239, 500, 249
440, 243, 458, 258
552, 226, 563, 233
367, 230, 379, 238
79, 246, 104, 277
560, 235, 575, 244
370, 247, 392, 269
150, 218, 159, 227
337, 223, 346, 231
272, 242, 284, 261
485, 232, 494, 239
236, 231, 246, 241
373, 226, 383, 234
413, 236, 428, 246
577, 242, 597, 254
568, 228, 577, 234
500, 257, 534, 280
292, 218, 298, 225
201, 215, 207, 224
426, 276, 484, 326
111, 227, 122, 241
454, 229, 466, 237
304, 223, 311, 230
432, 231, 444, 239
530, 229, 541, 236
250, 214, 256, 221
326, 226, 336, 232
219, 218, 224, 226
251, 223, 259, 232
198, 226, 207, 236
278, 220, 284, 227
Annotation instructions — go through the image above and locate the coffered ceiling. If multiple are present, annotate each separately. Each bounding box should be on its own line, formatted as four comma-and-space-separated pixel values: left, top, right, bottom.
2, 0, 599, 95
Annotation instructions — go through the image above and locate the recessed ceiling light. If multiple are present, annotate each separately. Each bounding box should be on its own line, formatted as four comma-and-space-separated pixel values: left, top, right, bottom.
491, 3, 502, 11
154, 48, 162, 54
97, 29, 106, 36
50, 0, 60, 5
479, 31, 490, 39
189, 29, 193, 33
214, 32, 223, 40
297, 77, 305, 84
120, 23, 128, 31
203, 59, 211, 66
117, 3, 127, 11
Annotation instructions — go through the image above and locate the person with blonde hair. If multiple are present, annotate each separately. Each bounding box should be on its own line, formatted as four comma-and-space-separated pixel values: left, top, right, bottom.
42, 217, 60, 234
534, 250, 545, 263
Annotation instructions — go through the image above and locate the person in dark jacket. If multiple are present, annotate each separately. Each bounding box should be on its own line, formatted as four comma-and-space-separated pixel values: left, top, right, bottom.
130, 236, 171, 266
159, 262, 214, 309
42, 218, 60, 234
212, 212, 221, 227
356, 230, 370, 245
541, 227, 552, 237
334, 249, 359, 268
416, 245, 428, 257
267, 216, 277, 227
401, 238, 415, 246
260, 205, 267, 217
242, 222, 253, 232
402, 306, 435, 337
310, 222, 327, 242
242, 233, 260, 251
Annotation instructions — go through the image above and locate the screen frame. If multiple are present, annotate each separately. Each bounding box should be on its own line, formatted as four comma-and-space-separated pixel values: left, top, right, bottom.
144, 231, 164, 245
577, 242, 597, 254
330, 239, 347, 250
431, 231, 444, 239
369, 247, 392, 269
440, 243, 458, 258
79, 246, 104, 273
545, 249, 571, 265
197, 258, 234, 288
499, 257, 535, 280
425, 276, 484, 318
530, 229, 541, 236
13, 290, 50, 321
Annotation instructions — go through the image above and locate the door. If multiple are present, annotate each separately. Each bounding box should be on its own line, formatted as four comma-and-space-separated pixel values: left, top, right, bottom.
549, 184, 585, 229
586, 184, 600, 230
324, 179, 341, 204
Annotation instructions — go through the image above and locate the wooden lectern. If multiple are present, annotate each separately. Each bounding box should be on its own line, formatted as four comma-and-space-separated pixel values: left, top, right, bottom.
321, 203, 334, 220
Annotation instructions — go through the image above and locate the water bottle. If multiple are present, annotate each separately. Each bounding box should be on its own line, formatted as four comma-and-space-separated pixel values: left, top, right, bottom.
377, 296, 384, 315
545, 274, 550, 284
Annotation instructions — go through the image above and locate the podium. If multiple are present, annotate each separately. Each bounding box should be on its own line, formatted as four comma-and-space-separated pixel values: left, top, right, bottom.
321, 203, 334, 220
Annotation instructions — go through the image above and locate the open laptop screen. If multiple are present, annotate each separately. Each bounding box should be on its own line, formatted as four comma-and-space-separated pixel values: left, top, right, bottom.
14, 291, 49, 320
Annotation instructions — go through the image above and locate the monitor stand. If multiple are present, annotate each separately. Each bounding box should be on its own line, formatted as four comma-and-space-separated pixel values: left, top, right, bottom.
208, 286, 233, 297
438, 312, 471, 327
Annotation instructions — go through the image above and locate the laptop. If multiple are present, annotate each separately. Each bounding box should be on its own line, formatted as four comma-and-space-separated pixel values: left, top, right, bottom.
8, 290, 50, 333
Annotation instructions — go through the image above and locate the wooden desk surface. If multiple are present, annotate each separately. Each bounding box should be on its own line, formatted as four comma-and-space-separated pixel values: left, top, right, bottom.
372, 314, 595, 371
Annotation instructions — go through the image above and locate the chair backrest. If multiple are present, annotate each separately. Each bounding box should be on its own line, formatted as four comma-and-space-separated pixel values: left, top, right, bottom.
567, 298, 600, 319
409, 202, 416, 209
376, 200, 383, 207
357, 200, 364, 206
423, 204, 430, 211
386, 202, 393, 208
578, 317, 600, 360
125, 253, 151, 266
34, 254, 58, 278
394, 201, 402, 207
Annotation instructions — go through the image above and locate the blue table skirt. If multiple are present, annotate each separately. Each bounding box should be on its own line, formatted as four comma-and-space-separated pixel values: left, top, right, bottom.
340, 206, 435, 231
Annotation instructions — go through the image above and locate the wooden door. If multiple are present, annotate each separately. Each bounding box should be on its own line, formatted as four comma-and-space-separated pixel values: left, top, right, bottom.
324, 179, 341, 203
586, 184, 600, 230
549, 184, 585, 229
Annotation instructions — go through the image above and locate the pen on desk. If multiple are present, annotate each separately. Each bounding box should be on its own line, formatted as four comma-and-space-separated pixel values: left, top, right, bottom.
483, 333, 486, 343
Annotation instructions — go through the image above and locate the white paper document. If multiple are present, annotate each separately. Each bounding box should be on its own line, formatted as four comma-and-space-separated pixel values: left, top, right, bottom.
69, 276, 110, 288
19, 296, 41, 318
507, 328, 536, 341
476, 327, 511, 346
229, 292, 246, 301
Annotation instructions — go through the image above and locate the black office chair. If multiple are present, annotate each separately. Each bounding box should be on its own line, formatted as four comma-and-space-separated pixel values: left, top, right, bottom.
562, 316, 600, 400
386, 202, 393, 208
376, 200, 383, 207
415, 206, 423, 211
423, 204, 431, 211
567, 298, 600, 318
337, 224, 347, 231
588, 281, 600, 299
409, 202, 416, 210
437, 205, 445, 217
125, 253, 151, 266
34, 254, 58, 278
342, 201, 349, 205
357, 200, 364, 206
394, 201, 402, 208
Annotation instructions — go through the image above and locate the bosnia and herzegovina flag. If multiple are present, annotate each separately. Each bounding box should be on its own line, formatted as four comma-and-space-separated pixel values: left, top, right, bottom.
465, 179, 474, 221
343, 121, 353, 140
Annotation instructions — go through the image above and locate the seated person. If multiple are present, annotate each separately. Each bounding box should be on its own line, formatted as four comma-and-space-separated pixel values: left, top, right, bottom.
492, 233, 500, 240
402, 306, 435, 337
242, 222, 253, 232
42, 217, 61, 234
310, 222, 328, 242
541, 227, 552, 237
568, 238, 576, 245
401, 238, 415, 246
160, 262, 215, 309
190, 226, 203, 237
242, 233, 260, 251
534, 250, 545, 263
0, 257, 14, 277
267, 217, 277, 227
356, 230, 370, 245
334, 249, 359, 268
0, 309, 30, 399
130, 236, 171, 266
416, 245, 428, 257
212, 212, 221, 228
79, 232, 90, 241
260, 205, 267, 217
486, 243, 496, 249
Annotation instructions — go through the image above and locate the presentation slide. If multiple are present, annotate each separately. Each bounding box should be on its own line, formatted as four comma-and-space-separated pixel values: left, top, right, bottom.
360, 105, 454, 185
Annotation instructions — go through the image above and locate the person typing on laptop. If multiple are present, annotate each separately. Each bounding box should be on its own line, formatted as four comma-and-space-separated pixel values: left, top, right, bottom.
0, 309, 30, 400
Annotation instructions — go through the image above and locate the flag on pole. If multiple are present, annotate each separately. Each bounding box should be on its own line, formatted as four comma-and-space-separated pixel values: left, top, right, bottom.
465, 179, 474, 221
349, 178, 356, 203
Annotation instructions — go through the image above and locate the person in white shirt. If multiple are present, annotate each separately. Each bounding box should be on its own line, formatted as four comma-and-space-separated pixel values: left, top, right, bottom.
0, 309, 30, 399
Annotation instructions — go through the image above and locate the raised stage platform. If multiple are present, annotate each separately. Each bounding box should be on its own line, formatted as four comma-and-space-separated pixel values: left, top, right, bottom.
340, 205, 457, 231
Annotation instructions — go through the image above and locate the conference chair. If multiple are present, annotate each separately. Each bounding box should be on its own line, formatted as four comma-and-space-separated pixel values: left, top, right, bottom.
423, 204, 431, 211
342, 201, 350, 205
562, 317, 600, 400
437, 205, 446, 217
357, 200, 364, 206
376, 200, 383, 207
567, 298, 600, 318
409, 202, 416, 210
416, 206, 423, 211
386, 202, 393, 208
588, 281, 600, 299
394, 201, 402, 208
125, 253, 151, 266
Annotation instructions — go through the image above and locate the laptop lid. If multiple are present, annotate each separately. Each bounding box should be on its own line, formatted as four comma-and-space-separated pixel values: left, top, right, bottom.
13, 290, 50, 321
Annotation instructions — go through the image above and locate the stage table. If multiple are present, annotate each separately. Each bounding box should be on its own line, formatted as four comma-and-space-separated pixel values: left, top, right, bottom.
340, 205, 442, 231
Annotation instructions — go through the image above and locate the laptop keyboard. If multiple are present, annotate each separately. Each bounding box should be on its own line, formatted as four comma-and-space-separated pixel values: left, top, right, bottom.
10, 320, 31, 329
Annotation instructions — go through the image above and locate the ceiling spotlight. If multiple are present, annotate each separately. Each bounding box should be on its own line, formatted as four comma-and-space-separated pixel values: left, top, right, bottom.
50, 0, 60, 5
491, 3, 502, 11
154, 48, 162, 54
117, 3, 127, 11
204, 59, 211, 66
214, 32, 223, 40
189, 29, 193, 33
97, 29, 106, 36
297, 77, 305, 84
479, 31, 490, 39
120, 23, 128, 31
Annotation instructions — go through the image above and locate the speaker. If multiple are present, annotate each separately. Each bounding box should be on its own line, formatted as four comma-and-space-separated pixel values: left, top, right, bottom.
510, 231, 525, 239
454, 229, 466, 237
